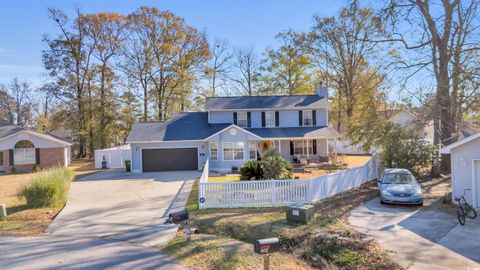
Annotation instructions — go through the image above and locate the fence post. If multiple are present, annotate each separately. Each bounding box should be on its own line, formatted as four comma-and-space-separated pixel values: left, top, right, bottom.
271, 180, 276, 205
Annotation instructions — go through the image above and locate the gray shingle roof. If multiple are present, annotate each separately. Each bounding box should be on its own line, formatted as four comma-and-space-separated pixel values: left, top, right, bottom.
0, 125, 26, 139
0, 125, 72, 144
205, 95, 326, 110
247, 126, 340, 139
126, 112, 230, 142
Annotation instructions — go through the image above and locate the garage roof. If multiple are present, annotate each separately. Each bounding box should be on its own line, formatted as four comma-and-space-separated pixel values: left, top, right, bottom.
126, 112, 230, 142
441, 132, 480, 154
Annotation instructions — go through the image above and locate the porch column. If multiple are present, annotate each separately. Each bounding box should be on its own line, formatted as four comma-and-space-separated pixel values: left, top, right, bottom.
306, 139, 309, 159
278, 140, 281, 154
333, 137, 337, 164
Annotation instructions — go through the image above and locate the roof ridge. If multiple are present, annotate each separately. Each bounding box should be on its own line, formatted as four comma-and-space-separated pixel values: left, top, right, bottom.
206, 94, 319, 99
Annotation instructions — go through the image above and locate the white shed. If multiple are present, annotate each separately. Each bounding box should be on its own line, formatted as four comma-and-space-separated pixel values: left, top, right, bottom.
441, 132, 480, 208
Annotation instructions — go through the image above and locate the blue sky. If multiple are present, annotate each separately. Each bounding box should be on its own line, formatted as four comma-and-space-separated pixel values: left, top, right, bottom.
0, 0, 345, 88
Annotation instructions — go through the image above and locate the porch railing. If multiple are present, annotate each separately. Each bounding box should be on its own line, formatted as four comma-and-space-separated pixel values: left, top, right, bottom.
198, 154, 381, 209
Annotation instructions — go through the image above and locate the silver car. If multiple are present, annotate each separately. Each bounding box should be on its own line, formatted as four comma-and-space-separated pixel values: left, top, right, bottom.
378, 168, 423, 206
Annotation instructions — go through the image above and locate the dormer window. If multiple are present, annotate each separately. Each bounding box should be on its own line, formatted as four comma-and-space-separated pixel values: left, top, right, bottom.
303, 110, 313, 126
237, 111, 248, 128
265, 111, 276, 127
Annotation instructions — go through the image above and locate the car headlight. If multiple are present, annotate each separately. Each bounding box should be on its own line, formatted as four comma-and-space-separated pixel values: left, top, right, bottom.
414, 189, 422, 196
381, 190, 392, 196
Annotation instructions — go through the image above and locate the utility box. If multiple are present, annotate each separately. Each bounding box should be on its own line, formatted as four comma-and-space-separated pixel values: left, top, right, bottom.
286, 204, 314, 224
169, 210, 189, 224
254, 237, 280, 254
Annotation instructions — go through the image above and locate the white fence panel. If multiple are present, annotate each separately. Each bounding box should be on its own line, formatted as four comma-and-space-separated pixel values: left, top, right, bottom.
199, 154, 381, 209
94, 146, 131, 169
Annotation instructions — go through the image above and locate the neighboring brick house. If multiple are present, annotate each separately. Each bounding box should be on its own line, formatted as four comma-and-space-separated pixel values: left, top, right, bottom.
0, 125, 72, 173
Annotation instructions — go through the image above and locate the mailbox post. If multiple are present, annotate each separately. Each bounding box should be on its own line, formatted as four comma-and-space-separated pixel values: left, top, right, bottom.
167, 209, 192, 240
254, 237, 280, 270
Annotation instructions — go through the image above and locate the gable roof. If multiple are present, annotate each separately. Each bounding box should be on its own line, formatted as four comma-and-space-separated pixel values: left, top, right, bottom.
441, 132, 480, 154
205, 95, 327, 110
126, 112, 230, 142
0, 125, 73, 145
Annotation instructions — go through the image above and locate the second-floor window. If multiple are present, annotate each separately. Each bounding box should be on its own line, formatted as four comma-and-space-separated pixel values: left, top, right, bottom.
265, 111, 276, 127
237, 111, 248, 128
303, 110, 313, 126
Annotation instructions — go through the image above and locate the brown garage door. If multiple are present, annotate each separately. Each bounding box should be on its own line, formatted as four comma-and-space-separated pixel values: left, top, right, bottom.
142, 148, 198, 172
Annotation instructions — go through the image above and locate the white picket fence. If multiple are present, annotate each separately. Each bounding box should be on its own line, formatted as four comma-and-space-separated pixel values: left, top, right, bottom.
198, 154, 381, 209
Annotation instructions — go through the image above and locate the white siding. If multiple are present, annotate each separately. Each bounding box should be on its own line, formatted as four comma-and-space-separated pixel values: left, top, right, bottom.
0, 131, 67, 149
450, 136, 480, 208
209, 111, 233, 124
279, 110, 298, 127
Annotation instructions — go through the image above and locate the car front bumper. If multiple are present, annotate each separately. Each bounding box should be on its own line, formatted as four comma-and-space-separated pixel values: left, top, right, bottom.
380, 195, 423, 205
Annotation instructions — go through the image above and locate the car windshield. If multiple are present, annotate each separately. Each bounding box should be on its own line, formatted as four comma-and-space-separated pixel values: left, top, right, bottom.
382, 173, 416, 184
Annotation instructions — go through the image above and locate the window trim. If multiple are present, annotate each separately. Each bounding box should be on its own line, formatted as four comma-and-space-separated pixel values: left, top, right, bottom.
222, 142, 244, 161
302, 110, 313, 126
209, 142, 218, 161
265, 111, 276, 128
237, 111, 248, 128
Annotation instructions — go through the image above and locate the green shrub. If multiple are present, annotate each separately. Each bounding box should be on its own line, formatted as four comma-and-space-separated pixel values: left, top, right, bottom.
21, 167, 74, 208
239, 160, 264, 180
33, 164, 42, 172
10, 166, 17, 174
262, 149, 293, 180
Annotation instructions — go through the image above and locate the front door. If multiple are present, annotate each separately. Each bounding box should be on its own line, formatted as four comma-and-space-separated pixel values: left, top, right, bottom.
260, 141, 272, 158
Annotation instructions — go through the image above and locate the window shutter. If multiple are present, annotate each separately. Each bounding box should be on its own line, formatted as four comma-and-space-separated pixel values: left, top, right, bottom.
312, 110, 317, 125
233, 112, 237, 125
261, 112, 266, 127
290, 141, 294, 155
275, 111, 279, 127
247, 112, 251, 128
35, 148, 40, 165
298, 111, 303, 126
313, 140, 317, 155
9, 149, 14, 166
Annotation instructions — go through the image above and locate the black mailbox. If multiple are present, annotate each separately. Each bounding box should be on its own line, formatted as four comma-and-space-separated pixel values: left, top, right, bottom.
254, 237, 280, 254
168, 210, 189, 224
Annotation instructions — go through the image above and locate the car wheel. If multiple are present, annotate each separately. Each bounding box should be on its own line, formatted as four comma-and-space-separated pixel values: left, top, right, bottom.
417, 202, 423, 206
380, 200, 386, 204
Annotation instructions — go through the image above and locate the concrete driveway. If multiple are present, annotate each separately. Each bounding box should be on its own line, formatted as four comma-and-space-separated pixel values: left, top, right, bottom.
0, 236, 184, 270
348, 178, 480, 270
47, 170, 199, 247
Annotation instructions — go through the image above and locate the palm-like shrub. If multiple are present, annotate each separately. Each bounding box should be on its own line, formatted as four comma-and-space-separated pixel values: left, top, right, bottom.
239, 160, 264, 180
21, 167, 74, 208
262, 149, 293, 180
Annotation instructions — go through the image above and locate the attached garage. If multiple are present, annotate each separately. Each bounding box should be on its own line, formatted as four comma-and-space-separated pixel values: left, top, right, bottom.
141, 148, 198, 172
442, 133, 480, 208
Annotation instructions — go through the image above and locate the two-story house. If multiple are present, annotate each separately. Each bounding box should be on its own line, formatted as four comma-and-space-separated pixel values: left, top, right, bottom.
126, 87, 339, 173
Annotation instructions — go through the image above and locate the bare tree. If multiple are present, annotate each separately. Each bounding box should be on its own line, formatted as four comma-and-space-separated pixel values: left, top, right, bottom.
379, 0, 480, 176
0, 78, 34, 126
204, 38, 233, 96
229, 46, 261, 96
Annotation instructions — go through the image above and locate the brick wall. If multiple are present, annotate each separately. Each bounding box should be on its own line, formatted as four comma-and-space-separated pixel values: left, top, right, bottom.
39, 147, 65, 169
1, 147, 65, 173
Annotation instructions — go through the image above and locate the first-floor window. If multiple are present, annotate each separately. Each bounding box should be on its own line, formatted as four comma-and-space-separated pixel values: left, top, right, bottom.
13, 140, 35, 165
223, 142, 244, 161
293, 140, 313, 155
210, 142, 218, 160
14, 149, 35, 165
0, 151, 3, 165
249, 141, 257, 160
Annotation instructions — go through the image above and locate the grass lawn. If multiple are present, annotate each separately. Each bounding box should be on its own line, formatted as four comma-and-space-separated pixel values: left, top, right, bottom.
208, 174, 241, 182
168, 177, 402, 270
0, 160, 97, 236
